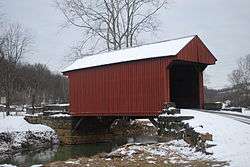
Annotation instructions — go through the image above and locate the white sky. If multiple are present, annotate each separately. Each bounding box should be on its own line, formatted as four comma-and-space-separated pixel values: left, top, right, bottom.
1, 0, 250, 89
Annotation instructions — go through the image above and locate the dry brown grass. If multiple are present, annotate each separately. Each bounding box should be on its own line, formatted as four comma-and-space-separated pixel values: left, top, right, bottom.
45, 151, 229, 167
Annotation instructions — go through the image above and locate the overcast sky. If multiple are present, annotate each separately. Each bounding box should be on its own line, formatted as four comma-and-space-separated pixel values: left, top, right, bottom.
1, 0, 250, 89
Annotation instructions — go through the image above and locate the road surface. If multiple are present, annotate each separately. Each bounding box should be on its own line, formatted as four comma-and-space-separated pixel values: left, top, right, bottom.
201, 110, 250, 125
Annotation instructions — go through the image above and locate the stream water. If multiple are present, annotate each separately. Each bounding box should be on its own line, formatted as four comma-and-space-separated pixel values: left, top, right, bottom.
0, 136, 159, 167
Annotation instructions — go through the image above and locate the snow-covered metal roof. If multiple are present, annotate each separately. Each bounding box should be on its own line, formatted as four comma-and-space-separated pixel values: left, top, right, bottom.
62, 35, 196, 73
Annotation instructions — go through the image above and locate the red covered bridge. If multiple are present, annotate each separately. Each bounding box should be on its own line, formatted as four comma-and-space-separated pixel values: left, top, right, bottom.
63, 35, 216, 117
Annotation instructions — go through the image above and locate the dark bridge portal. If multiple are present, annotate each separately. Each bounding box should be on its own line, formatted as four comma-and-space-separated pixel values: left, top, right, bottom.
170, 62, 203, 108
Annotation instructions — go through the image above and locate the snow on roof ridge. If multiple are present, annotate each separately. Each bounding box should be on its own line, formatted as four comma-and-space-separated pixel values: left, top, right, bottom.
132, 34, 196, 48
88, 34, 197, 56
62, 35, 196, 73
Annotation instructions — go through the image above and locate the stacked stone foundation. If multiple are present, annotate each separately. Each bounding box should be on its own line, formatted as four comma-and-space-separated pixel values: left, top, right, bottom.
24, 116, 115, 144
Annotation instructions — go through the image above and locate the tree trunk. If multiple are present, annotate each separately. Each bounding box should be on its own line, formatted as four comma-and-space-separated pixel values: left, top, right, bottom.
31, 93, 36, 115
6, 94, 10, 116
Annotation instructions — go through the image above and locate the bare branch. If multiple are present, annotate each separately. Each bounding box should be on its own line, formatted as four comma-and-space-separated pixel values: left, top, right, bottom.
56, 0, 168, 58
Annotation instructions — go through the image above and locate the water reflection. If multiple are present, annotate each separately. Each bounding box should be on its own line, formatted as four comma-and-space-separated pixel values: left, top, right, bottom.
0, 135, 159, 167
0, 143, 114, 167
1, 146, 57, 167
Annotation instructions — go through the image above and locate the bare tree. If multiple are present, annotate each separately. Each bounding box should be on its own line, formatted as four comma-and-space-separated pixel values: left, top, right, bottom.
12, 63, 68, 112
1, 24, 31, 63
26, 64, 50, 113
0, 14, 5, 63
0, 38, 4, 63
0, 23, 32, 115
55, 0, 168, 58
228, 54, 250, 106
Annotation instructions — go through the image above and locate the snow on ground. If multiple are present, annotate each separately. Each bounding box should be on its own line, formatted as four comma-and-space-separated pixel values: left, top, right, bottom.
107, 139, 213, 165
30, 165, 43, 167
134, 119, 154, 127
242, 108, 250, 115
217, 108, 250, 116
147, 139, 209, 161
0, 112, 26, 119
0, 116, 53, 133
64, 160, 80, 165
46, 103, 69, 107
0, 164, 17, 167
181, 109, 250, 167
50, 113, 71, 117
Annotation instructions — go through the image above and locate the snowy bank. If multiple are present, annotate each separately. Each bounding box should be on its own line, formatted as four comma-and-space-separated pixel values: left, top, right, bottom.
181, 109, 250, 167
107, 139, 211, 161
0, 116, 58, 159
0, 116, 54, 133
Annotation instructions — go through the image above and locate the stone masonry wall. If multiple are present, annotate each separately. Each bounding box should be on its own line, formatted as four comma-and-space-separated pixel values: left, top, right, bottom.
25, 116, 115, 145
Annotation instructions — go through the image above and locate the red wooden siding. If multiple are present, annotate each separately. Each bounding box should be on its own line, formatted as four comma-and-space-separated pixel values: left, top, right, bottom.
177, 36, 216, 65
68, 58, 172, 116
65, 36, 216, 116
